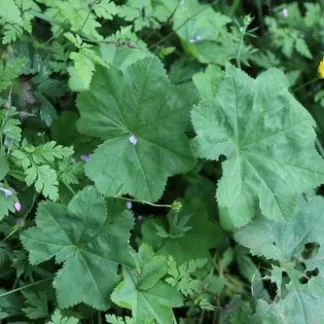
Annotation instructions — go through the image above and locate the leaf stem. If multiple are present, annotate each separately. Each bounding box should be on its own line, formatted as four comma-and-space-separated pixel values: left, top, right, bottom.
64, 182, 77, 196
97, 311, 102, 324
236, 25, 247, 69
113, 196, 172, 208
3, 225, 19, 242
79, 8, 92, 34
293, 77, 319, 92
0, 278, 52, 298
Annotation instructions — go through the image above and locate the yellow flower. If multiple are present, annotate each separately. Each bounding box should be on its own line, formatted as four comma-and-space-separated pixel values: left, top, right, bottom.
319, 57, 324, 79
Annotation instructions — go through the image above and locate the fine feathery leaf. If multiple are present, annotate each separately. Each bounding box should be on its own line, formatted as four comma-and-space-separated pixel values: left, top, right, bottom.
105, 314, 134, 324
77, 56, 196, 202
0, 59, 25, 90
11, 141, 73, 200
47, 309, 79, 324
0, 0, 22, 24
21, 186, 135, 310
166, 257, 208, 296
191, 65, 324, 227
21, 290, 48, 320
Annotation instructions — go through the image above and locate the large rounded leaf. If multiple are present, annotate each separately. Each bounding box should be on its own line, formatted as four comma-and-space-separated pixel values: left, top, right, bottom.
77, 57, 195, 202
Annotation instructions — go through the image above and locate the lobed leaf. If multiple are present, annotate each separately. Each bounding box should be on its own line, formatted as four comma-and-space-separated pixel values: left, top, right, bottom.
192, 66, 324, 227
77, 56, 196, 202
21, 186, 135, 310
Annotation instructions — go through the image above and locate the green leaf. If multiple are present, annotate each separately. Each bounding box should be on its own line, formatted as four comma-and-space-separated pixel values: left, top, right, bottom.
12, 141, 73, 200
0, 0, 22, 24
0, 288, 24, 319
0, 59, 25, 90
142, 200, 223, 263
0, 150, 9, 180
235, 195, 324, 265
21, 290, 48, 320
166, 257, 208, 296
112, 262, 183, 324
0, 184, 17, 220
47, 309, 79, 324
106, 314, 133, 324
38, 95, 58, 127
92, 0, 119, 19
192, 65, 225, 99
172, 0, 234, 65
25, 164, 58, 200
173, 0, 230, 45
58, 158, 83, 185
137, 257, 167, 290
99, 44, 152, 72
236, 196, 324, 323
2, 24, 22, 44
21, 186, 135, 310
191, 66, 324, 227
119, 0, 158, 32
77, 57, 195, 202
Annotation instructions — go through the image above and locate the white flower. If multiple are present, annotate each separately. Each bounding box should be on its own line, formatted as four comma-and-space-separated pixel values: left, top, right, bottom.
282, 9, 288, 17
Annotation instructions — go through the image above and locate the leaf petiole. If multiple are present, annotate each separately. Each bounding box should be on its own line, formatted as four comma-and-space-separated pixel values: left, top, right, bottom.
113, 195, 172, 208
0, 278, 52, 299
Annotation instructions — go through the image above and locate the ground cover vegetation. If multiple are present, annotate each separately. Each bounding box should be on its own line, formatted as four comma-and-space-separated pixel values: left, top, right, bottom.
0, 0, 324, 323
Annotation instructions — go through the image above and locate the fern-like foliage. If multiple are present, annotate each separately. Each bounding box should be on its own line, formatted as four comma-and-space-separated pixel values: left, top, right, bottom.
166, 256, 208, 297
46, 310, 79, 324
64, 32, 109, 91
11, 140, 73, 200
0, 0, 40, 44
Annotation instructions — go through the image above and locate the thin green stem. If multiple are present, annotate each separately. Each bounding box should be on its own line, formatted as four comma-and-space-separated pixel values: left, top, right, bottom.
236, 25, 247, 69
199, 309, 205, 324
43, 20, 67, 46
79, 8, 92, 34
256, 0, 265, 34
64, 182, 77, 196
22, 192, 38, 220
97, 311, 102, 324
3, 225, 19, 242
113, 196, 172, 208
0, 278, 52, 298
293, 77, 319, 92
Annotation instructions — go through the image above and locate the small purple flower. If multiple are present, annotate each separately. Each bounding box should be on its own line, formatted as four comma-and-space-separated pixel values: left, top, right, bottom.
281, 9, 288, 17
14, 201, 21, 212
126, 201, 132, 209
80, 154, 90, 162
0, 188, 13, 198
129, 135, 137, 146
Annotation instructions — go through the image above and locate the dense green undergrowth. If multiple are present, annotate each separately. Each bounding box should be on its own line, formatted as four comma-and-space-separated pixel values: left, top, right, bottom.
0, 0, 324, 323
